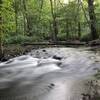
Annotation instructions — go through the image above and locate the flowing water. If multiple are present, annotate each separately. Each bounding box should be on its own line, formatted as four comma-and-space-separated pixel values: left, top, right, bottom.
0, 47, 100, 100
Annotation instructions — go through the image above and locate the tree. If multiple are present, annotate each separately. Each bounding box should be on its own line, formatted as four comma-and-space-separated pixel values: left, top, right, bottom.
0, 0, 3, 57
77, 0, 81, 40
50, 0, 58, 42
14, 0, 18, 34
0, 0, 99, 45
22, 0, 27, 35
88, 0, 98, 40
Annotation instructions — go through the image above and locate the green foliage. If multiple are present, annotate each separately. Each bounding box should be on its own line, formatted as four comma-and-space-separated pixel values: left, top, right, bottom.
4, 34, 43, 44
81, 33, 92, 41
1, 0, 100, 44
57, 33, 67, 41
2, 0, 15, 33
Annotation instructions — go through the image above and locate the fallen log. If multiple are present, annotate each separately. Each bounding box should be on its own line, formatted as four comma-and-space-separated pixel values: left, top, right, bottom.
88, 39, 100, 46
22, 41, 86, 46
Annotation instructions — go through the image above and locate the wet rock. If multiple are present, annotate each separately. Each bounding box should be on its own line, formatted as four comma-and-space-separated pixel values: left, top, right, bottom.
42, 49, 46, 52
5, 59, 14, 64
50, 83, 55, 86
53, 55, 62, 60
48, 83, 55, 89
0, 58, 8, 62
0, 55, 12, 62
81, 94, 91, 100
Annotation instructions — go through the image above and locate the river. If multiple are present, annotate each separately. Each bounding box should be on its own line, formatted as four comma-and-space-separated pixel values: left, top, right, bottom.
0, 47, 100, 100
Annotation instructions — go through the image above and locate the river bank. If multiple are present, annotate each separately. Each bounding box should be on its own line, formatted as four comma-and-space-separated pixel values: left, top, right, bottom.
0, 43, 100, 62
0, 44, 37, 62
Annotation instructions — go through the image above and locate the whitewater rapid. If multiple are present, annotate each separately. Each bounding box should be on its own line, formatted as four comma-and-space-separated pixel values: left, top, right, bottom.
0, 47, 100, 100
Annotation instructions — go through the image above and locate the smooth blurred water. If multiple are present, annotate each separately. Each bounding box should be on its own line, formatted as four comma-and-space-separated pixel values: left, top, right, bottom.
0, 47, 100, 100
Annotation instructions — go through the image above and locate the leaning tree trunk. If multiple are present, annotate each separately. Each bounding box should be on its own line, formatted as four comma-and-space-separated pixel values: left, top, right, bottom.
0, 0, 4, 58
88, 0, 98, 40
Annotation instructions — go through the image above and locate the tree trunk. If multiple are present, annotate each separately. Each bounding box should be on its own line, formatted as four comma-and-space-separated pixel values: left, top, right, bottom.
14, 0, 18, 34
39, 0, 43, 20
78, 22, 81, 39
49, 21, 53, 41
65, 20, 69, 40
88, 0, 98, 40
77, 0, 81, 40
23, 0, 27, 35
26, 16, 33, 36
50, 0, 58, 42
0, 0, 4, 57
36, 0, 44, 35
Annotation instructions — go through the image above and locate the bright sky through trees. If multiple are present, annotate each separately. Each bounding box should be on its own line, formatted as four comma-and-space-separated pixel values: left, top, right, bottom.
63, 0, 69, 4
63, 0, 75, 4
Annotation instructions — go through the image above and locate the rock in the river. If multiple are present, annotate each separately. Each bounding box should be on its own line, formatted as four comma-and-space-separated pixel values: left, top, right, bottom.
53, 55, 62, 60
42, 49, 46, 52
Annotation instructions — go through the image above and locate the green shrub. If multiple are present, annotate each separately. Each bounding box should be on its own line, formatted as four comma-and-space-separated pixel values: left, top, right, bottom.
57, 33, 67, 41
4, 34, 43, 44
81, 33, 92, 42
